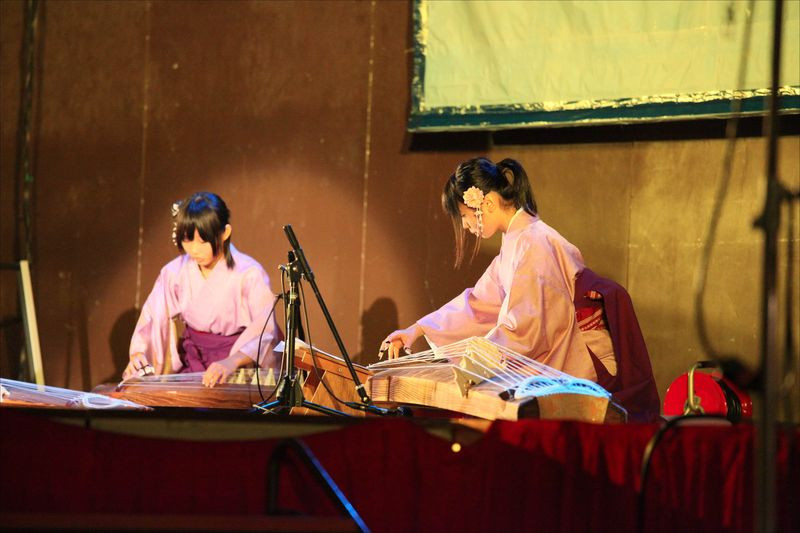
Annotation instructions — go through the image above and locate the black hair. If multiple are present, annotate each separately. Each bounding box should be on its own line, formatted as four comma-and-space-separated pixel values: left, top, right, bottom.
174, 192, 235, 269
442, 157, 537, 268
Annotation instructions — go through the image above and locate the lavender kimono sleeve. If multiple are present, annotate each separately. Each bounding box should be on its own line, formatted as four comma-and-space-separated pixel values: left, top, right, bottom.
229, 268, 284, 368
129, 266, 180, 370
486, 241, 595, 379
416, 255, 505, 347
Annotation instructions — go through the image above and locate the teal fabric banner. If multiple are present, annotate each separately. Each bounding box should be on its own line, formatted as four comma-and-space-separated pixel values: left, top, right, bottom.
409, 0, 800, 131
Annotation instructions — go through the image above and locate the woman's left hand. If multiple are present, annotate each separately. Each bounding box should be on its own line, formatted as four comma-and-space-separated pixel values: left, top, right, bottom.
202, 357, 241, 388
379, 323, 423, 359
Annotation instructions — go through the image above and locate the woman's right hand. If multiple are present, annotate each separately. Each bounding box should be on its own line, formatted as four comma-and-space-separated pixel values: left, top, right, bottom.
379, 324, 423, 360
122, 352, 154, 380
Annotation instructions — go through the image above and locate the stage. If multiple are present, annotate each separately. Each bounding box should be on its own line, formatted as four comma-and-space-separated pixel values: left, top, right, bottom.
1, 406, 797, 533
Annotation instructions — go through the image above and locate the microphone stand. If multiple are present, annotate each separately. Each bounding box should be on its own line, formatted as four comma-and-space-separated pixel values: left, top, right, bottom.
282, 225, 408, 417
253, 251, 349, 417
752, 1, 800, 531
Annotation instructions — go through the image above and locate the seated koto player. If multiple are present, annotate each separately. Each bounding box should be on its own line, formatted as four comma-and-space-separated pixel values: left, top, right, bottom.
380, 158, 660, 420
123, 192, 283, 388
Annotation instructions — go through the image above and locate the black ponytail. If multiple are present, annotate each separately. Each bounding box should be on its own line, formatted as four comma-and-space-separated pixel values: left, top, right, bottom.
496, 158, 537, 216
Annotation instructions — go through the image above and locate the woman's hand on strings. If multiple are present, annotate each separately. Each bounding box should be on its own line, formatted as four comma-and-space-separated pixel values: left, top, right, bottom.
122, 352, 154, 380
202, 355, 248, 388
380, 324, 423, 359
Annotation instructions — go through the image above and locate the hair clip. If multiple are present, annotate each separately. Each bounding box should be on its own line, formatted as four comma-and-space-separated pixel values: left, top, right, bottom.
171, 200, 182, 245
463, 186, 485, 210
462, 187, 485, 236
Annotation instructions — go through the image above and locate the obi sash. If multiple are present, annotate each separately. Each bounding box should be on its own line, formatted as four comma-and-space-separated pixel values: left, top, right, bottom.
575, 291, 607, 332
178, 325, 244, 373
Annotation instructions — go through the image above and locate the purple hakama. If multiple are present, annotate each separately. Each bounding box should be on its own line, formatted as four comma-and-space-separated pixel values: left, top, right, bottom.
178, 326, 245, 373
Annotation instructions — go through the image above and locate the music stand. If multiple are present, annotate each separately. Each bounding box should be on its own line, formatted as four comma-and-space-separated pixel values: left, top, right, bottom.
254, 226, 404, 417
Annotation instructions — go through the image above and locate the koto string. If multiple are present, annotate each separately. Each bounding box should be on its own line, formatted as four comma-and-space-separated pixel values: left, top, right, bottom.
367, 337, 610, 400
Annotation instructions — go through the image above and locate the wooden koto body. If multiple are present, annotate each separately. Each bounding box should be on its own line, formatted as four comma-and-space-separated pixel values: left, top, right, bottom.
293, 343, 372, 416
366, 337, 628, 423
93, 345, 369, 412
367, 365, 626, 423
94, 369, 277, 410
93, 338, 627, 423
294, 339, 627, 423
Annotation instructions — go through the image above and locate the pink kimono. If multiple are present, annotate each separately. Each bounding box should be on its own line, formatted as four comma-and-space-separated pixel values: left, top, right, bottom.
418, 211, 604, 382
129, 244, 283, 373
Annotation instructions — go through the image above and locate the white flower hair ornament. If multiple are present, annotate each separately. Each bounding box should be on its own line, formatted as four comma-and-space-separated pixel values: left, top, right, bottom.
171, 201, 182, 246
463, 186, 485, 236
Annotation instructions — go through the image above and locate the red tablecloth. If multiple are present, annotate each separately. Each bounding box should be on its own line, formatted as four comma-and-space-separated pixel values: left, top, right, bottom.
1, 409, 797, 533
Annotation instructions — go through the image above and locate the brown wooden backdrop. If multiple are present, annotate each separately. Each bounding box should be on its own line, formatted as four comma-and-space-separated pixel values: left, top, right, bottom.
2, 0, 798, 416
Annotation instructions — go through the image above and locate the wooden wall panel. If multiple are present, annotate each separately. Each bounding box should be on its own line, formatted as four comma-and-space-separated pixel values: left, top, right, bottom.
1, 0, 798, 414
0, 0, 24, 379
2, 1, 148, 388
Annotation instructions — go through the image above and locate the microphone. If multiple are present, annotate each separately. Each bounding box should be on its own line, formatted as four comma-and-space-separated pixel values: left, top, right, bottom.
284, 225, 314, 282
